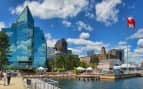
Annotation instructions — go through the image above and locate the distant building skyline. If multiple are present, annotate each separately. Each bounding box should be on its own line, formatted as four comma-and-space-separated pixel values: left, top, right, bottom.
95, 47, 124, 63
0, 0, 142, 64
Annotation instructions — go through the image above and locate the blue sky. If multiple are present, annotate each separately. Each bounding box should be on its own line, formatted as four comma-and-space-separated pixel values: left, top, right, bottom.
0, 0, 143, 63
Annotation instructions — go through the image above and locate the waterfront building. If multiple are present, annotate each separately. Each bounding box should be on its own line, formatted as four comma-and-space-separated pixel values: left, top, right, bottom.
97, 59, 121, 71
80, 56, 91, 65
95, 47, 124, 63
2, 6, 47, 68
107, 49, 124, 63
95, 47, 107, 60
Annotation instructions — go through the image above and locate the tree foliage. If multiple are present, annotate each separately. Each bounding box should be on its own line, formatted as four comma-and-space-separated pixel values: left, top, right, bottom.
54, 54, 80, 70
90, 56, 99, 68
0, 32, 11, 70
79, 62, 89, 68
90, 56, 99, 64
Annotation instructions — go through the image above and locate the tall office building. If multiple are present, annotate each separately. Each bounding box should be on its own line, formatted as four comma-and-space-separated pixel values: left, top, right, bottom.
2, 6, 47, 68
55, 38, 72, 55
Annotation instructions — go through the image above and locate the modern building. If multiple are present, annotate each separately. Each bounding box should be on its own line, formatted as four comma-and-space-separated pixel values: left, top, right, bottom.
55, 38, 72, 55
47, 47, 56, 61
2, 6, 47, 68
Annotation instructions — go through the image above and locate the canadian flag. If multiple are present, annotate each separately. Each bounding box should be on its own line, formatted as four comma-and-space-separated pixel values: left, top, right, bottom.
127, 17, 135, 30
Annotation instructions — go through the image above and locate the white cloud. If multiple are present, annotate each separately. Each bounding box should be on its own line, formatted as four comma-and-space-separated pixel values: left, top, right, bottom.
129, 48, 143, 63
67, 38, 109, 52
114, 41, 143, 63
79, 32, 90, 39
69, 48, 81, 54
0, 22, 5, 31
45, 33, 57, 47
45, 33, 51, 39
129, 28, 143, 39
96, 0, 122, 26
76, 21, 93, 31
137, 39, 143, 48
62, 20, 71, 27
118, 41, 126, 45
11, 0, 88, 19
85, 12, 95, 18
47, 39, 57, 47
67, 38, 103, 46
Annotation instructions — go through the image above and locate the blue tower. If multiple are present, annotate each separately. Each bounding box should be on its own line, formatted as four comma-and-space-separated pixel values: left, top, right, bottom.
2, 6, 47, 69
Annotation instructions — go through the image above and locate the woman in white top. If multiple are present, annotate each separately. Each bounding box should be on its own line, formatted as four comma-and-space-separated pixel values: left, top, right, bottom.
3, 71, 7, 86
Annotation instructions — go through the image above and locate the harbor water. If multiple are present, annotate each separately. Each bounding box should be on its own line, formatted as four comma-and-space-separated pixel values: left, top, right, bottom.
55, 78, 143, 89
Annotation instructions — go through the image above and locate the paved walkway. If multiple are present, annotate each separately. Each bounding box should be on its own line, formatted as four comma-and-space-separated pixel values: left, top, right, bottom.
0, 77, 26, 89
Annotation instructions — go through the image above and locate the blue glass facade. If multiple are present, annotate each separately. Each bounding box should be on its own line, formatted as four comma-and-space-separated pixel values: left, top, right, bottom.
2, 6, 47, 68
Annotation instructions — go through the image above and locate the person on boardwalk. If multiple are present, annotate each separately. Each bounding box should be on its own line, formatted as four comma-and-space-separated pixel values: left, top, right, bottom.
3, 71, 7, 86
7, 71, 12, 85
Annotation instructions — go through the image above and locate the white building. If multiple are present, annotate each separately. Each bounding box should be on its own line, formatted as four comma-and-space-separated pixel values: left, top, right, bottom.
97, 59, 121, 71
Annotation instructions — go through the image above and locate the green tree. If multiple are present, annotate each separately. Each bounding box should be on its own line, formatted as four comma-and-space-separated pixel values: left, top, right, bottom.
90, 56, 99, 68
46, 60, 54, 72
54, 55, 65, 68
64, 55, 80, 70
79, 62, 89, 68
54, 54, 80, 70
0, 32, 11, 70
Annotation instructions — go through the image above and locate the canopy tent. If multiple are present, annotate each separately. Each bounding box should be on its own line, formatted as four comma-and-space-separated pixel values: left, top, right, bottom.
76, 67, 85, 70
86, 67, 93, 70
113, 66, 121, 70
38, 67, 45, 70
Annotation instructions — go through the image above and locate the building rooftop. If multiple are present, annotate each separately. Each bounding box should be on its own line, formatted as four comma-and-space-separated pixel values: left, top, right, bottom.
16, 6, 34, 25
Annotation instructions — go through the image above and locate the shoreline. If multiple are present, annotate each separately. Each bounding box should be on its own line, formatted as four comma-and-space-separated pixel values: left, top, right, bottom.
23, 73, 142, 80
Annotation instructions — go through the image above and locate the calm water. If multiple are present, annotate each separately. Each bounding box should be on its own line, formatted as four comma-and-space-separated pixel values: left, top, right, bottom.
55, 78, 143, 89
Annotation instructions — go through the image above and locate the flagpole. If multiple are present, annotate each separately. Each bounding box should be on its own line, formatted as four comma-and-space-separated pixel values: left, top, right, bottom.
126, 28, 129, 74
126, 17, 135, 74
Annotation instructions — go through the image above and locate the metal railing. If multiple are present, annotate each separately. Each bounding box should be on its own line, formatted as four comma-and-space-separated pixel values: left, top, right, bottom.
24, 78, 60, 89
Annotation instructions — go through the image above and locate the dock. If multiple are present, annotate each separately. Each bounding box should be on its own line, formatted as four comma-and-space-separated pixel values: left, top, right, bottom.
23, 73, 140, 80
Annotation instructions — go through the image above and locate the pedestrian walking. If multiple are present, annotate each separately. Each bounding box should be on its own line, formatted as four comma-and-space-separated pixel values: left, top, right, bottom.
3, 71, 7, 86
7, 71, 12, 85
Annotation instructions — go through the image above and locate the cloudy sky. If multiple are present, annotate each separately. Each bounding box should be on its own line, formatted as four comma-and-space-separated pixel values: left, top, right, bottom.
0, 0, 142, 63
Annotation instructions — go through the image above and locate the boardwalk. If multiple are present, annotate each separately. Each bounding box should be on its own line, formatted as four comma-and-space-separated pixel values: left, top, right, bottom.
0, 77, 26, 89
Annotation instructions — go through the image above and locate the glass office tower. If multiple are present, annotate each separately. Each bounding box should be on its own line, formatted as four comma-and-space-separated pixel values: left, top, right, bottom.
2, 6, 47, 68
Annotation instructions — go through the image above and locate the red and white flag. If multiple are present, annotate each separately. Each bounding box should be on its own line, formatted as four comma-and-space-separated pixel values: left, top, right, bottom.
127, 17, 135, 30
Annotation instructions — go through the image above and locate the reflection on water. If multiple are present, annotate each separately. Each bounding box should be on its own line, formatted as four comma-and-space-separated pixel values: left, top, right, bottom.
55, 78, 143, 89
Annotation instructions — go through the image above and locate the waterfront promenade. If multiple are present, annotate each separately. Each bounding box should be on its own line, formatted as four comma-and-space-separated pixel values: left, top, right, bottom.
0, 77, 26, 89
